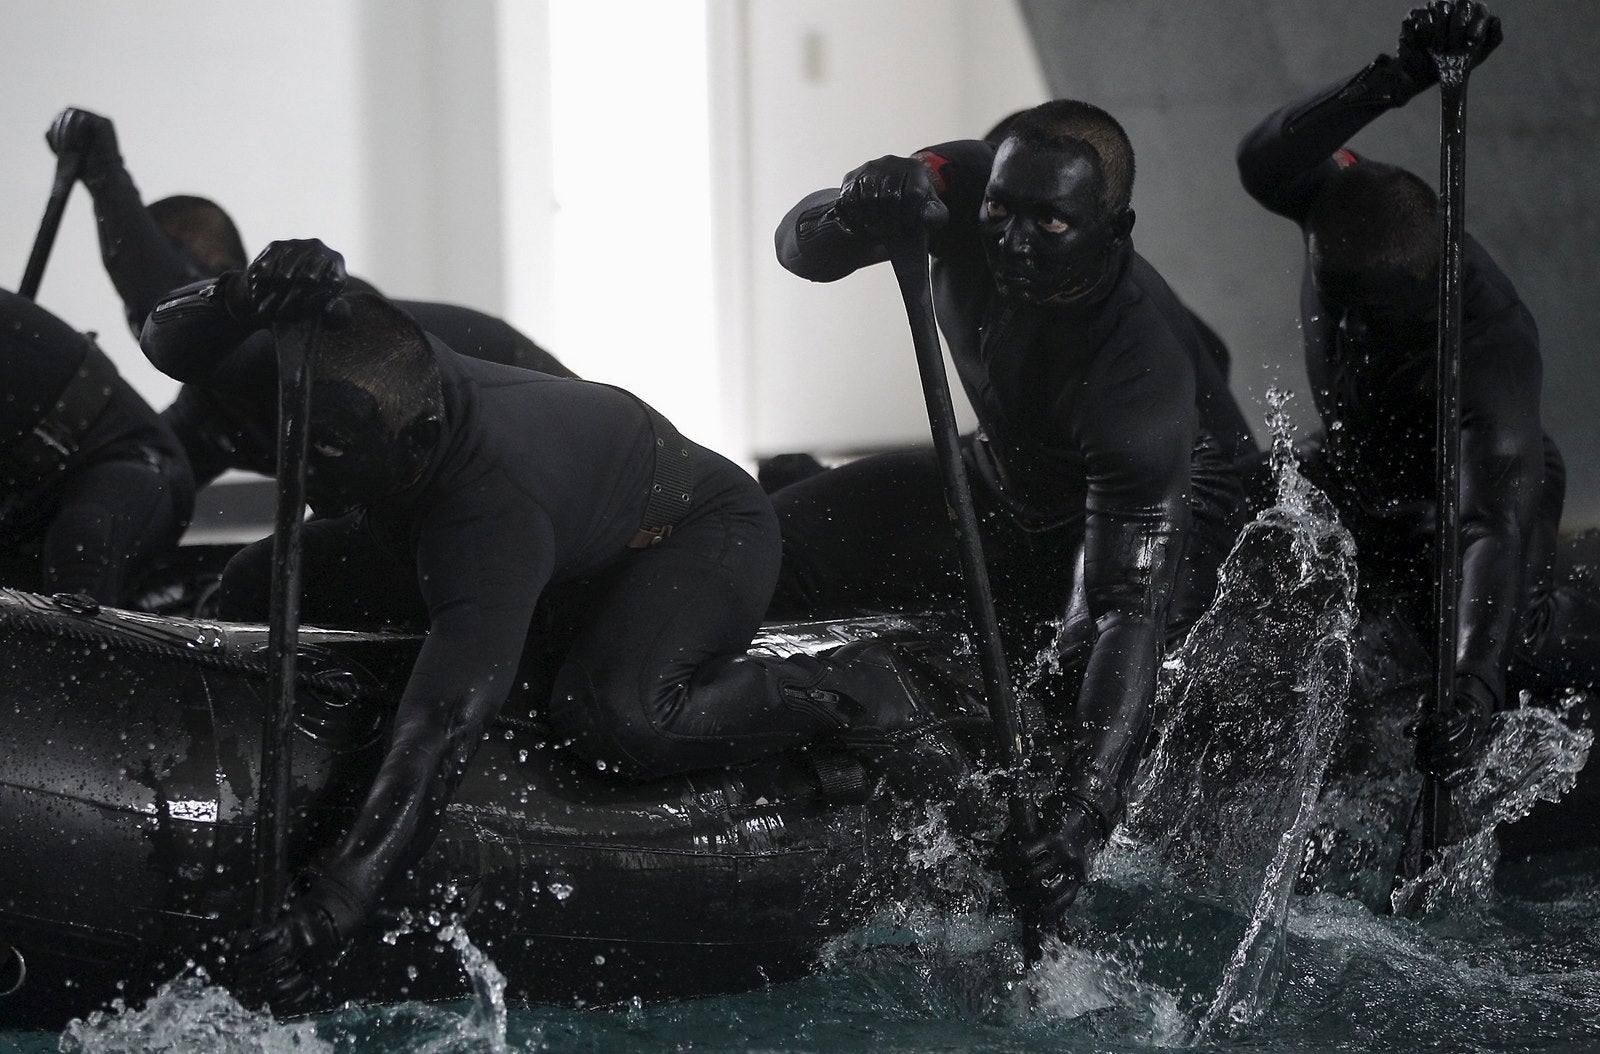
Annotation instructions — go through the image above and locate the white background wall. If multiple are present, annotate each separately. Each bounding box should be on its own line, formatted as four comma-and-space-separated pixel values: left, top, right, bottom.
2, 1, 372, 406
737, 1, 1047, 455
0, 0, 1044, 478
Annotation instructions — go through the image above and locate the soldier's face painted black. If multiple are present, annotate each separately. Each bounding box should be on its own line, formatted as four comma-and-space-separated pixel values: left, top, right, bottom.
304, 379, 435, 514
980, 139, 1127, 304
1310, 240, 1438, 355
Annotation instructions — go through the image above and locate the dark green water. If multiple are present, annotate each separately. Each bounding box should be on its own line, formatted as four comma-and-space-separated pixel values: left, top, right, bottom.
4, 849, 1596, 1054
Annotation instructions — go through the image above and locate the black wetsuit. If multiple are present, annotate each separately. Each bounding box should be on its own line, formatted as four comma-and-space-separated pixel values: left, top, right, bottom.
772, 138, 1253, 829
158, 285, 578, 488
1237, 60, 1598, 701
0, 290, 193, 603
141, 285, 858, 927
75, 151, 576, 488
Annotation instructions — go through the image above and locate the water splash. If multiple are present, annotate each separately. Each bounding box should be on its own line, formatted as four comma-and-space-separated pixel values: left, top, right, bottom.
805, 391, 1364, 1044
1116, 387, 1357, 1042
1025, 938, 1189, 1046
314, 916, 529, 1054
1389, 693, 1594, 914
59, 971, 328, 1053
431, 920, 510, 1052
52, 913, 521, 1054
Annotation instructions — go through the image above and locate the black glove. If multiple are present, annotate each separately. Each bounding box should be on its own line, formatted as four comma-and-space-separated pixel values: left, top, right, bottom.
1008, 788, 1106, 928
1397, 0, 1503, 88
228, 239, 350, 327
1414, 674, 1496, 784
44, 106, 122, 182
836, 155, 949, 244
231, 872, 361, 1012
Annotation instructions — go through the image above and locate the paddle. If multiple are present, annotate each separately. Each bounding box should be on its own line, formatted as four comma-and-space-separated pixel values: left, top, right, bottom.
18, 151, 81, 301
252, 313, 322, 925
888, 238, 1044, 964
1392, 35, 1474, 918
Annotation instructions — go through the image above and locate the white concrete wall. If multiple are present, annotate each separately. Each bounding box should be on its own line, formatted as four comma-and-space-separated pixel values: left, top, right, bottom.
492, 0, 1047, 461
1, 1, 372, 406
1, 0, 1045, 471
737, 0, 1048, 455
357, 0, 506, 308
541, 2, 720, 451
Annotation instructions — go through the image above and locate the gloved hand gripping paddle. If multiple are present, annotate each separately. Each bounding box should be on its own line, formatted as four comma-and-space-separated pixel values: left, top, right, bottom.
18, 150, 81, 301
888, 237, 1045, 966
253, 313, 322, 925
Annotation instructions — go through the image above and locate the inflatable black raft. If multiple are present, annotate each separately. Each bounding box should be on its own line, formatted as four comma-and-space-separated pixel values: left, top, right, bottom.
2, 575, 1595, 1029
0, 587, 997, 1028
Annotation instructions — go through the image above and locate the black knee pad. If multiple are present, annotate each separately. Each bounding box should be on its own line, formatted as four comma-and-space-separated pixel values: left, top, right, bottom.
217, 542, 274, 621
547, 659, 670, 781
41, 504, 119, 599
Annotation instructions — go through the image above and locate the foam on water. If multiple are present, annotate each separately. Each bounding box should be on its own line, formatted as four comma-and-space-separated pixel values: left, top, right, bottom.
56, 972, 328, 1054
48, 919, 523, 1054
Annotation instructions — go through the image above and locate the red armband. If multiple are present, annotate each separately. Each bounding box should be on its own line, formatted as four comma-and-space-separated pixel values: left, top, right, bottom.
914, 150, 952, 195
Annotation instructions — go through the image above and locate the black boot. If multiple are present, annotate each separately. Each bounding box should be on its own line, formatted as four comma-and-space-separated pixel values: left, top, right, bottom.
757, 452, 828, 494
781, 639, 974, 795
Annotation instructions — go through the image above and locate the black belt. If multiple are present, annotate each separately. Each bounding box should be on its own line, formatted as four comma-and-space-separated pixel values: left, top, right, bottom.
0, 337, 117, 490
627, 398, 694, 549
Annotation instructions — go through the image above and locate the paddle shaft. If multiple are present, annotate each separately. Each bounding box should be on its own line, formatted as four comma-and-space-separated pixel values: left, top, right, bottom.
253, 314, 321, 924
18, 152, 81, 301
889, 244, 1041, 950
1425, 59, 1470, 859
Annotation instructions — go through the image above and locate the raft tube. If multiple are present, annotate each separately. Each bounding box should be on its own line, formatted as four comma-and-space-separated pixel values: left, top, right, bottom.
0, 588, 992, 1027
3, 580, 1593, 1027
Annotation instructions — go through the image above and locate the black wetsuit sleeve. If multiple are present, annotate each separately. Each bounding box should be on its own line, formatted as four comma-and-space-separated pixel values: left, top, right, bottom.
316, 498, 556, 925
1067, 345, 1195, 825
77, 158, 210, 336
1455, 303, 1544, 705
774, 188, 888, 282
1236, 55, 1423, 223
774, 139, 995, 281
139, 276, 261, 385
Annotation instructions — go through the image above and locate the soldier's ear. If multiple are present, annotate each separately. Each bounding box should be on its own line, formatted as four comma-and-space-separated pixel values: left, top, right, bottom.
1111, 207, 1135, 243
399, 413, 442, 460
